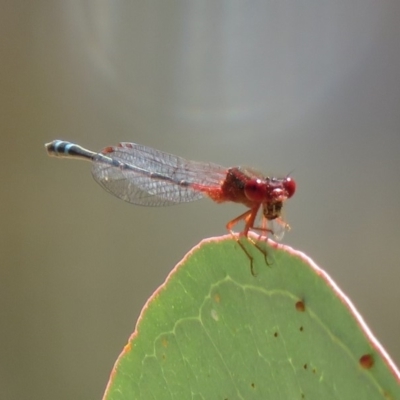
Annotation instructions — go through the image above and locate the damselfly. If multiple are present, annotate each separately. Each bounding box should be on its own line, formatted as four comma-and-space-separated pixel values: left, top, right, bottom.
46, 140, 296, 273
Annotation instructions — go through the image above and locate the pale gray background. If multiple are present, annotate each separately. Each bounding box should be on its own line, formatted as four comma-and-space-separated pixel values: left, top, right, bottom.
1, 2, 399, 399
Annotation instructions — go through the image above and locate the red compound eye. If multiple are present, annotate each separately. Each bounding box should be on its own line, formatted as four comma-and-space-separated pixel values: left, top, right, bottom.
283, 177, 296, 198
244, 179, 267, 202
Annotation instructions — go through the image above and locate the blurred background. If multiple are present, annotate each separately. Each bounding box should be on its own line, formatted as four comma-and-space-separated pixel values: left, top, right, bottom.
1, 1, 400, 399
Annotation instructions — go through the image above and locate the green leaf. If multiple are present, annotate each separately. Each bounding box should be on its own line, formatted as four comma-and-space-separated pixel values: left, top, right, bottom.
103, 235, 400, 400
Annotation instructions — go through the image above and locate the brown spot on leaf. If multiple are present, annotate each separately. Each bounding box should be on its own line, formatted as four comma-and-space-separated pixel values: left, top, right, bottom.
162, 338, 168, 348
214, 293, 221, 303
274, 331, 278, 337
359, 354, 374, 369
295, 300, 305, 312
303, 363, 307, 370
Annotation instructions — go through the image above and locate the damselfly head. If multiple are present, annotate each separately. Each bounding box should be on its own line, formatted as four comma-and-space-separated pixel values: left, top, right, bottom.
269, 176, 296, 199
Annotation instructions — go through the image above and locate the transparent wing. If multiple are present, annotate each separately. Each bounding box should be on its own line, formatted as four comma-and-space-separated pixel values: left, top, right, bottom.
91, 143, 227, 206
